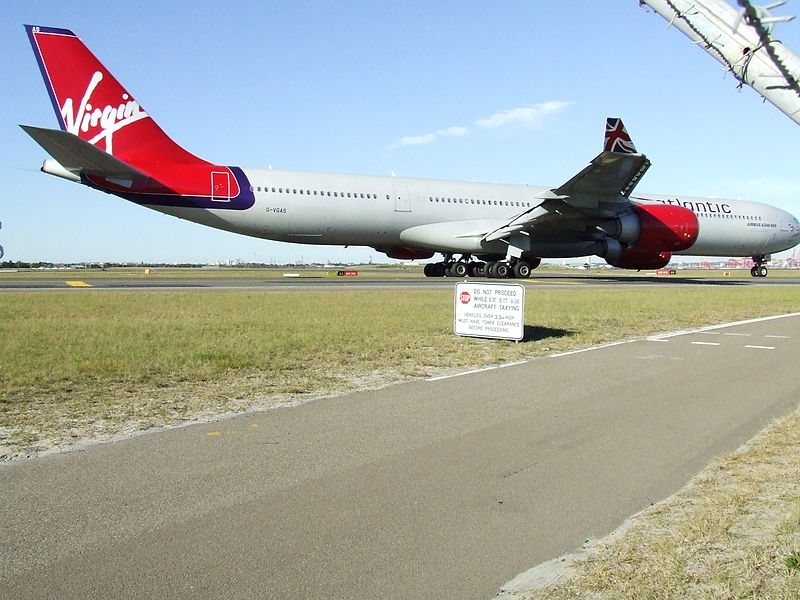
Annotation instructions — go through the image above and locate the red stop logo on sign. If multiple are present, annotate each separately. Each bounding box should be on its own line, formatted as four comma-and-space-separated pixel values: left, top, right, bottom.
459, 291, 471, 304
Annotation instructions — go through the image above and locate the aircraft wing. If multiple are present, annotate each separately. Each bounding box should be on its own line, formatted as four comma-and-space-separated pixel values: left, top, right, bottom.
483, 118, 650, 243
553, 151, 650, 200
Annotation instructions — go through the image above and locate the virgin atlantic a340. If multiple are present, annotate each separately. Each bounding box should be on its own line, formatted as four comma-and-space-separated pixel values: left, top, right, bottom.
21, 25, 800, 277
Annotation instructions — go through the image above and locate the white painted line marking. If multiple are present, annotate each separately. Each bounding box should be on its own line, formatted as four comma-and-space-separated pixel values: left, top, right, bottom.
699, 331, 720, 335
430, 313, 797, 383
723, 333, 751, 337
426, 360, 528, 382
745, 345, 775, 350
647, 312, 800, 341
765, 335, 791, 339
550, 340, 633, 358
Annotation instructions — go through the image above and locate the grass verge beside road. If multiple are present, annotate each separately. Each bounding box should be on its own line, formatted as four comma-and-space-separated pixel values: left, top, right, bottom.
1, 285, 798, 457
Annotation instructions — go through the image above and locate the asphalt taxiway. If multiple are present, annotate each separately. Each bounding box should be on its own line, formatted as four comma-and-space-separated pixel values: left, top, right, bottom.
2, 313, 798, 599
2, 272, 800, 291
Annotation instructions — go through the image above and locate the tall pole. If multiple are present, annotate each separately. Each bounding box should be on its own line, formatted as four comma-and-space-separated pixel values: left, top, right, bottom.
639, 0, 800, 125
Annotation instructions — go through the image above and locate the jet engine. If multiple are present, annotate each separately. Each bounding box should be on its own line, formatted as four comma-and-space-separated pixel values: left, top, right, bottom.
603, 203, 698, 269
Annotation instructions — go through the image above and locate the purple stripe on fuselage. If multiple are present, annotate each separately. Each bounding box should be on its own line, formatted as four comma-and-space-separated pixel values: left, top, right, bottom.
83, 166, 256, 210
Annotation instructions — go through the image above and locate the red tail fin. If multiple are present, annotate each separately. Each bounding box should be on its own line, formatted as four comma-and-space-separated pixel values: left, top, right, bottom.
24, 25, 255, 210
25, 25, 208, 168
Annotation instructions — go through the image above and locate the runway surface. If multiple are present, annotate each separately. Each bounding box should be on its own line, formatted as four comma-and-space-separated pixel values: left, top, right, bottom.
2, 271, 800, 291
1, 314, 799, 599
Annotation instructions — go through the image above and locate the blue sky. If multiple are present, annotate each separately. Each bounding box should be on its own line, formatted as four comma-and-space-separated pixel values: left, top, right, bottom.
2, 0, 799, 264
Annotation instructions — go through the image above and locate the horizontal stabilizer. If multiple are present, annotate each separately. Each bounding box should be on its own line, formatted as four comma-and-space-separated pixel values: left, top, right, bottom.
19, 125, 149, 180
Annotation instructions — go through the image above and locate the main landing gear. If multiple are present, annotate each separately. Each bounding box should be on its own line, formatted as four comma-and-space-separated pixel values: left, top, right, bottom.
750, 255, 769, 278
423, 255, 541, 279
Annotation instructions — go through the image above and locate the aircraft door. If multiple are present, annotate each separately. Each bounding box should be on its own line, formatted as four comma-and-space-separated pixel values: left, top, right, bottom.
211, 171, 231, 202
393, 185, 411, 212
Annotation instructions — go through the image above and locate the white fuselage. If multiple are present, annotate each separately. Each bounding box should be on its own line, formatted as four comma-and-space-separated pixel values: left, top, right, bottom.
153, 167, 800, 259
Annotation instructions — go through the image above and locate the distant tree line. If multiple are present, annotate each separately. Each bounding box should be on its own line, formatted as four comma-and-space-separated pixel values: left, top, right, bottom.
1, 261, 56, 269
1, 261, 305, 269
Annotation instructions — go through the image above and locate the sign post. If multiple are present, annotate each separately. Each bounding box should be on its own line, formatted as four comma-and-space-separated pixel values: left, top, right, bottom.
454, 281, 525, 341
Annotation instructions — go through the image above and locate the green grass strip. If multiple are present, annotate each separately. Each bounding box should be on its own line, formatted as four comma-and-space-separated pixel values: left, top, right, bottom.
1, 286, 798, 455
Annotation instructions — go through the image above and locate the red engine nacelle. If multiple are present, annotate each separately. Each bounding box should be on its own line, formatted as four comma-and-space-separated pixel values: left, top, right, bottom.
381, 247, 435, 260
609, 248, 672, 270
631, 203, 699, 252
604, 203, 698, 270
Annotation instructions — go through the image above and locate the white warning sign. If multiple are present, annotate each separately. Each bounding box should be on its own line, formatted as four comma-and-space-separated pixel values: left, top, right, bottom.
454, 281, 525, 341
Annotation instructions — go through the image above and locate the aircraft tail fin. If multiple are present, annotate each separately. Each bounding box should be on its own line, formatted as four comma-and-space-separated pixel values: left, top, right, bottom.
24, 25, 208, 170
22, 25, 257, 209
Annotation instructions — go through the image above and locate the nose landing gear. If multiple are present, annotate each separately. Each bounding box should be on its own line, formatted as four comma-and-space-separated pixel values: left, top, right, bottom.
750, 255, 769, 278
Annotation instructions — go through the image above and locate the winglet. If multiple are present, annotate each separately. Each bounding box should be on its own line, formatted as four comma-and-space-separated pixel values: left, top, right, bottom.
550, 118, 651, 201
604, 118, 638, 154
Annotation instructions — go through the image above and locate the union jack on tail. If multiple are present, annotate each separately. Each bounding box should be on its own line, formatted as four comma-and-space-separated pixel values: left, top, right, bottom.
604, 118, 638, 154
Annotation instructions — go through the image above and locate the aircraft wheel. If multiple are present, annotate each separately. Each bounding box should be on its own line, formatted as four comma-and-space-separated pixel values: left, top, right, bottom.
447, 262, 468, 278
513, 261, 532, 279
467, 262, 485, 277
495, 262, 511, 278
757, 265, 768, 277
486, 262, 499, 278
750, 266, 758, 278
424, 263, 445, 277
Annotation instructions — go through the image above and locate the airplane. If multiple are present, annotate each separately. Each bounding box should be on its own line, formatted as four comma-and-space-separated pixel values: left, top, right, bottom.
20, 25, 800, 278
